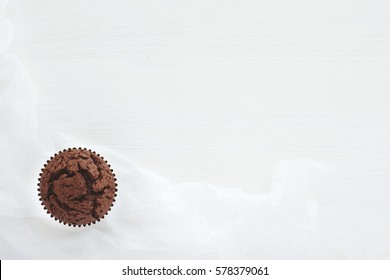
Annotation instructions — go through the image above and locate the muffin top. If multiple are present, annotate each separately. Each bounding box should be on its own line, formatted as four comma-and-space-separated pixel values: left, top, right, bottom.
38, 148, 117, 226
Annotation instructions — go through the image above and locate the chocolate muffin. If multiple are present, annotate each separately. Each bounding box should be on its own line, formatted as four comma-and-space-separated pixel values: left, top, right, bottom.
38, 148, 117, 227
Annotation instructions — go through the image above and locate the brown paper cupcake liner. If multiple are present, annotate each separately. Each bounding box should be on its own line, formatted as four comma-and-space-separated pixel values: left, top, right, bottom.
37, 147, 118, 227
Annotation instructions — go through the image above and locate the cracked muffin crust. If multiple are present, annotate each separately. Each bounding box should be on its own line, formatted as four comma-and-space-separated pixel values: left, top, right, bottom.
38, 148, 117, 227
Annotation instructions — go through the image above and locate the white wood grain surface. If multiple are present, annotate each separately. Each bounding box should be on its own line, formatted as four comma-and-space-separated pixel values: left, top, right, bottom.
4, 0, 390, 260
6, 0, 390, 192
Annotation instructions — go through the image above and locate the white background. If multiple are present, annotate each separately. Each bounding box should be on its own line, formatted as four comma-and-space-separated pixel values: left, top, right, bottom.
3, 260, 390, 280
2, 0, 390, 259
6, 0, 390, 191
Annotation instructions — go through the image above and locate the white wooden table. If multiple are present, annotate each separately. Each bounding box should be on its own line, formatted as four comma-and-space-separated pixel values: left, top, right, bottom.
7, 0, 390, 192
3, 0, 390, 259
